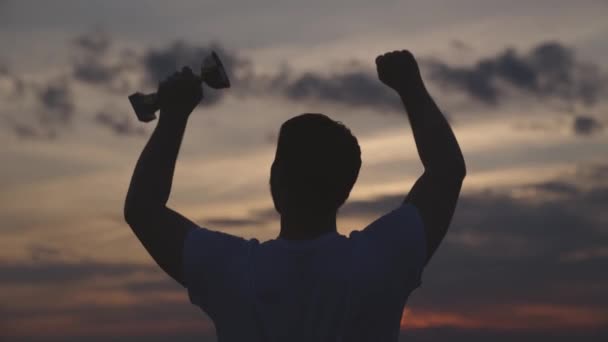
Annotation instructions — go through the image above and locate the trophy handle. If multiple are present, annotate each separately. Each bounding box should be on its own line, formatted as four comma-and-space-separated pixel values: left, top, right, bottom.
129, 93, 159, 122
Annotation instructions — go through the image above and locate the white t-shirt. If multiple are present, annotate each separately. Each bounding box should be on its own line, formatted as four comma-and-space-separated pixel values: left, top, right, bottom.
183, 204, 426, 342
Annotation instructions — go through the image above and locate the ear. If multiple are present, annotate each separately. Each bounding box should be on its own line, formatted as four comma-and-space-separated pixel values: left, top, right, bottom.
270, 161, 283, 214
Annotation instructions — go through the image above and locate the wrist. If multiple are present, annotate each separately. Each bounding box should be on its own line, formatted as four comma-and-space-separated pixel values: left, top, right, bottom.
396, 78, 427, 101
158, 110, 190, 127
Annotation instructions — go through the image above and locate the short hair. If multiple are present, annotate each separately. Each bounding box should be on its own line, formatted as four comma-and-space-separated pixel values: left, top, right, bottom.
271, 113, 361, 214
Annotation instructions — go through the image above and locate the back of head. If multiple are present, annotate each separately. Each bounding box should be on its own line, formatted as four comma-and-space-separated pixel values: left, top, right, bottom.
270, 113, 361, 215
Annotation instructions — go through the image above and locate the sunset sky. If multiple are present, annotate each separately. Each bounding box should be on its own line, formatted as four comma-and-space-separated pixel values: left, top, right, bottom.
1, 0, 607, 341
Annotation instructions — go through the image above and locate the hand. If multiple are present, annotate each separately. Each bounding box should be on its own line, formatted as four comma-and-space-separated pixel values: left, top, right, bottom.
157, 66, 203, 121
376, 50, 423, 95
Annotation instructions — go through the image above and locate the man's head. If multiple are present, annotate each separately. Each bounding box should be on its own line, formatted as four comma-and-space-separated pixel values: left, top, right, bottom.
270, 113, 361, 216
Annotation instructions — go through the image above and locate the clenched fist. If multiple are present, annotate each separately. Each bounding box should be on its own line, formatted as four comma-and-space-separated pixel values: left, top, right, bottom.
157, 66, 203, 121
376, 50, 423, 95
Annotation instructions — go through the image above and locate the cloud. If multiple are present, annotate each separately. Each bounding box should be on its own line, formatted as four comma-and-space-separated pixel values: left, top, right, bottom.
3, 78, 78, 139
73, 60, 125, 85
1, 77, 75, 139
0, 260, 156, 285
139, 40, 401, 112
572, 115, 603, 135
73, 31, 111, 55
37, 78, 74, 122
265, 65, 402, 111
94, 110, 146, 137
202, 217, 264, 229
523, 180, 580, 196
2, 163, 608, 341
10, 122, 41, 138
428, 41, 606, 106
67, 36, 607, 125
71, 32, 134, 93
0, 256, 213, 341
124, 278, 183, 293
141, 41, 249, 106
7, 35, 608, 144
238, 162, 608, 314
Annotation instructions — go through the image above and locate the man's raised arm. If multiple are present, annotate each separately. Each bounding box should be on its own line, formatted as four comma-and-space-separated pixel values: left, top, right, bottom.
376, 50, 466, 263
124, 67, 202, 286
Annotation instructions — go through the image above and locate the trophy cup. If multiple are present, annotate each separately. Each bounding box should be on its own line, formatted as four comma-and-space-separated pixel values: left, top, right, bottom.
128, 51, 231, 122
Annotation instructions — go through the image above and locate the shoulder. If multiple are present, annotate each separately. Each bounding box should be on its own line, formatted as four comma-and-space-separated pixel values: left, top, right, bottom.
348, 203, 426, 270
349, 203, 424, 241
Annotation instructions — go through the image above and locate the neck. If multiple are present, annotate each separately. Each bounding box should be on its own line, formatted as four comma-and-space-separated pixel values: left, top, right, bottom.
278, 211, 337, 240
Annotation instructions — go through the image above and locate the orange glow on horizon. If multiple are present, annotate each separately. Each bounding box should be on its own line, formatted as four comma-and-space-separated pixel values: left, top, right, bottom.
401, 305, 608, 331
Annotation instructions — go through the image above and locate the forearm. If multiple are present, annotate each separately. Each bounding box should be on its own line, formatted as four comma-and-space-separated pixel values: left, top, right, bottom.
125, 113, 188, 216
399, 81, 466, 178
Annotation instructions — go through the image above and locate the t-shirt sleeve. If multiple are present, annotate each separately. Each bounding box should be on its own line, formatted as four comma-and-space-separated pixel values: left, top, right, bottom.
182, 224, 253, 312
352, 203, 427, 289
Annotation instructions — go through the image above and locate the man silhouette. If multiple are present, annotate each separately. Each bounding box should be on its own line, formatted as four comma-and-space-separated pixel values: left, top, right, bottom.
125, 50, 466, 341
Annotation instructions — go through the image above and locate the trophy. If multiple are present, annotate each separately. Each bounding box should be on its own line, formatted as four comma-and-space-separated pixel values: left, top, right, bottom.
128, 51, 231, 122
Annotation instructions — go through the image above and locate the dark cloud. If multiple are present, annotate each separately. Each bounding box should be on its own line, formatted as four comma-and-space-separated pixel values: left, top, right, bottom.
68, 35, 402, 113
10, 122, 46, 139
71, 36, 606, 117
13, 35, 606, 142
2, 77, 74, 139
243, 163, 608, 315
70, 36, 248, 103
0, 259, 212, 342
428, 41, 606, 106
124, 278, 183, 293
524, 180, 580, 196
94, 110, 145, 136
0, 260, 157, 285
202, 217, 264, 229
419, 183, 606, 314
142, 41, 249, 106
265, 66, 401, 111
37, 78, 74, 124
71, 32, 134, 92
3, 78, 78, 139
73, 60, 124, 85
73, 31, 110, 55
573, 115, 603, 135
2, 164, 607, 341
3, 69, 73, 122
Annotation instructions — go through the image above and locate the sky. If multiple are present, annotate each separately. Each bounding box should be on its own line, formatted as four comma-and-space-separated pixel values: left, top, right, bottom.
1, 0, 607, 340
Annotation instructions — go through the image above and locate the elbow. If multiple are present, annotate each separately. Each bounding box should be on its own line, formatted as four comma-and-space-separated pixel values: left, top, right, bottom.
452, 150, 467, 180
123, 200, 137, 226
427, 158, 466, 182
455, 160, 467, 180
123, 196, 145, 226
124, 197, 165, 226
